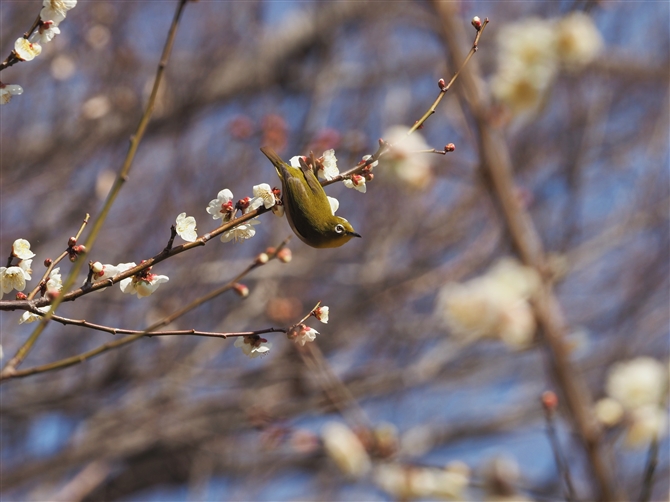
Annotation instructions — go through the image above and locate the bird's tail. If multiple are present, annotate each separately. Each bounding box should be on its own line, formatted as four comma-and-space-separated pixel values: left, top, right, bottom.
260, 146, 286, 181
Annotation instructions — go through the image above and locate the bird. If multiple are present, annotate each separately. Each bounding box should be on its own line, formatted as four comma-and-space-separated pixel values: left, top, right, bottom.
260, 146, 361, 248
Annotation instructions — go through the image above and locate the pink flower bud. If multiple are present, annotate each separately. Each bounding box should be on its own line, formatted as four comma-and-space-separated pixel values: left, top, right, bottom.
471, 16, 482, 30
445, 143, 455, 152
277, 248, 292, 263
68, 236, 77, 247
233, 283, 249, 298
44, 258, 52, 267
15, 292, 27, 300
438, 78, 447, 91
541, 391, 558, 411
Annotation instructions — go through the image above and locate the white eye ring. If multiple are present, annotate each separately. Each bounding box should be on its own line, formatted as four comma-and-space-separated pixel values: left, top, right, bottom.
335, 224, 345, 234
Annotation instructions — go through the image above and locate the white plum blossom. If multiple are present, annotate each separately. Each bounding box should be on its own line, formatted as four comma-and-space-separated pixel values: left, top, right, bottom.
289, 325, 318, 346
206, 189, 235, 221
594, 397, 624, 427
289, 156, 303, 168
383, 126, 432, 189
175, 213, 197, 242
362, 154, 378, 169
555, 12, 603, 68
220, 220, 260, 243
314, 306, 329, 324
14, 38, 42, 61
19, 260, 33, 281
497, 18, 558, 79
374, 462, 470, 501
0, 266, 28, 298
436, 258, 540, 349
318, 149, 340, 181
327, 196, 339, 215
343, 174, 366, 193
46, 267, 62, 293
605, 357, 667, 410
234, 336, 272, 358
250, 183, 276, 210
119, 265, 169, 299
30, 21, 61, 45
19, 306, 51, 324
91, 262, 120, 281
321, 422, 371, 478
625, 405, 668, 448
0, 84, 23, 105
12, 239, 35, 260
40, 0, 77, 25
491, 68, 550, 114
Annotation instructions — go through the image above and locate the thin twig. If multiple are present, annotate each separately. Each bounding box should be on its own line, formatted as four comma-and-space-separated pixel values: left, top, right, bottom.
407, 18, 489, 135
542, 394, 577, 502
0, 237, 291, 382
639, 437, 659, 502
0, 0, 190, 378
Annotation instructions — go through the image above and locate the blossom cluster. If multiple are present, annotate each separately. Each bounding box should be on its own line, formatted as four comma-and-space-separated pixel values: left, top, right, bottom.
491, 12, 603, 114
595, 357, 669, 448
0, 239, 35, 299
2, 1, 77, 105
435, 258, 540, 349
320, 420, 470, 498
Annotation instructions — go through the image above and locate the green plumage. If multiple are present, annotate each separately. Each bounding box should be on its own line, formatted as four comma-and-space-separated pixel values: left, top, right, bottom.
260, 147, 360, 248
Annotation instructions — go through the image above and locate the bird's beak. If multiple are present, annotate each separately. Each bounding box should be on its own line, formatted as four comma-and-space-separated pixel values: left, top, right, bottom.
348, 232, 362, 238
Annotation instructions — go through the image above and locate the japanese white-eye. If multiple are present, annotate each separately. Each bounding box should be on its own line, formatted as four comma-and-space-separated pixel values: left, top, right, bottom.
260, 146, 361, 248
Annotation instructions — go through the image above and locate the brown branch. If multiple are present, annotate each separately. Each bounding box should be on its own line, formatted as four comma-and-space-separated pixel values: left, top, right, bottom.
407, 17, 489, 135
0, 237, 291, 382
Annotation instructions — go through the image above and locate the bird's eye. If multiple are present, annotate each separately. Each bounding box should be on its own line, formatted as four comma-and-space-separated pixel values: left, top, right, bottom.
335, 224, 345, 234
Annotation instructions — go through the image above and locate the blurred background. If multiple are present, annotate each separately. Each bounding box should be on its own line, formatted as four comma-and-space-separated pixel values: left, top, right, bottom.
0, 0, 668, 500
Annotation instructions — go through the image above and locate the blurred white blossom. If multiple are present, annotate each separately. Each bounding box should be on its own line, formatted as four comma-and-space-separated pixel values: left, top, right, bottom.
605, 357, 666, 410
594, 397, 624, 427
555, 12, 603, 68
436, 258, 540, 349
383, 126, 432, 189
0, 84, 24, 105
373, 462, 470, 500
322, 422, 371, 478
491, 13, 603, 114
625, 405, 668, 448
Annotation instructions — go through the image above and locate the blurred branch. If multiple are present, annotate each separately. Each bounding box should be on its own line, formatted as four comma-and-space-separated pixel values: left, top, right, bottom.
431, 4, 619, 500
